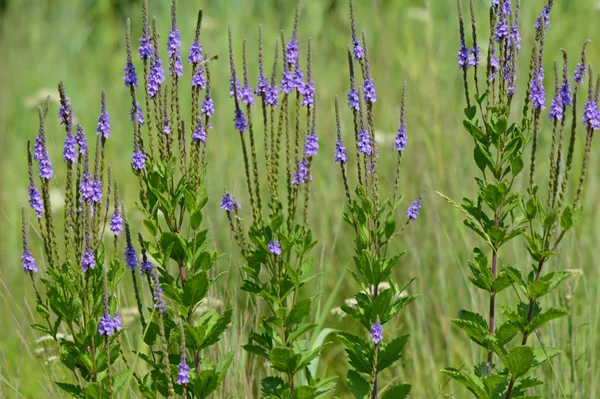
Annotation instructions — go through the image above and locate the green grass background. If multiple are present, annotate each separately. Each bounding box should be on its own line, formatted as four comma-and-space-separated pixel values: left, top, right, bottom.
1, 0, 599, 397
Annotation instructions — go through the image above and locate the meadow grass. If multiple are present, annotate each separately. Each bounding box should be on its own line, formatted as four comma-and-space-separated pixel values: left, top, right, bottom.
1, 0, 599, 397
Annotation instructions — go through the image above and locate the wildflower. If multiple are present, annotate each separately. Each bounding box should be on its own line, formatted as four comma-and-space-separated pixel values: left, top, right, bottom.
292, 159, 310, 185
220, 193, 237, 212
348, 87, 359, 111
292, 68, 304, 91
364, 78, 377, 104
370, 321, 383, 344
98, 314, 115, 336
406, 196, 423, 220
63, 131, 77, 163
240, 84, 255, 106
80, 174, 102, 204
301, 80, 315, 108
256, 74, 269, 96
229, 76, 242, 98
265, 84, 279, 107
22, 250, 37, 274
534, 5, 551, 32
38, 156, 53, 180
75, 125, 87, 155
192, 69, 206, 89
81, 247, 96, 272
549, 95, 563, 121
153, 270, 167, 313
130, 102, 145, 126
124, 242, 138, 271
148, 55, 165, 98
58, 98, 73, 128
335, 138, 347, 164
470, 46, 481, 68
177, 360, 191, 385
201, 96, 215, 117
352, 38, 364, 60
234, 109, 248, 133
281, 70, 294, 94
123, 60, 138, 87
395, 123, 407, 152
97, 95, 111, 139
131, 151, 146, 171
574, 63, 587, 85
286, 38, 299, 67
268, 240, 282, 256
192, 123, 207, 143
458, 44, 471, 69
357, 129, 372, 156
529, 66, 546, 110
304, 131, 319, 157
141, 260, 153, 276
28, 185, 43, 219
583, 100, 600, 131
167, 28, 183, 77
138, 35, 152, 61
188, 40, 203, 64
560, 78, 572, 106
112, 313, 122, 332
110, 210, 123, 236
494, 14, 509, 43
510, 24, 521, 53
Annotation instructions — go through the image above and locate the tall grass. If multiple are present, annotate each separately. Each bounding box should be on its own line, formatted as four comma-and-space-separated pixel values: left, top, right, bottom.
0, 0, 599, 397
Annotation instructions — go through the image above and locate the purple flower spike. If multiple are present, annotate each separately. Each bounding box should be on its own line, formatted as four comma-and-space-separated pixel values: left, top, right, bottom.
292, 159, 310, 185
167, 28, 183, 77
406, 196, 423, 220
529, 66, 546, 110
188, 41, 203, 64
63, 131, 77, 163
141, 260, 153, 276
97, 102, 111, 139
583, 100, 600, 131
202, 97, 215, 117
229, 76, 242, 99
292, 68, 304, 91
458, 44, 471, 69
38, 156, 53, 181
265, 85, 279, 107
138, 35, 152, 61
549, 96, 563, 121
110, 210, 123, 236
395, 123, 407, 152
131, 151, 146, 171
220, 193, 238, 212
357, 129, 372, 156
256, 74, 269, 96
370, 321, 383, 344
304, 131, 319, 157
268, 240, 282, 256
281, 71, 294, 94
177, 360, 191, 385
470, 46, 481, 68
574, 63, 587, 85
130, 102, 145, 126
28, 185, 44, 219
192, 69, 206, 89
123, 61, 138, 87
240, 84, 255, 106
81, 248, 96, 272
301, 80, 315, 108
352, 38, 364, 60
348, 87, 359, 111
234, 109, 248, 133
335, 138, 347, 164
535, 5, 552, 32
75, 125, 87, 155
112, 313, 122, 332
192, 123, 207, 143
286, 38, 299, 67
98, 314, 114, 336
153, 272, 167, 314
22, 250, 38, 273
124, 242, 138, 271
560, 79, 572, 107
495, 17, 509, 43
149, 56, 165, 98
364, 78, 377, 104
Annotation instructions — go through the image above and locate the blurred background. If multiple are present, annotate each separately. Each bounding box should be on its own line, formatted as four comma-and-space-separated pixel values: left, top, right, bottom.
1, 0, 600, 397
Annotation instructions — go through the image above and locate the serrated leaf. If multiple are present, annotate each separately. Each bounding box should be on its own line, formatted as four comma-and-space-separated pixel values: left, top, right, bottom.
382, 384, 411, 399
270, 347, 300, 373
347, 370, 369, 399
377, 334, 410, 371
528, 308, 568, 335
441, 368, 487, 398
506, 346, 534, 377
183, 272, 209, 307
286, 298, 312, 326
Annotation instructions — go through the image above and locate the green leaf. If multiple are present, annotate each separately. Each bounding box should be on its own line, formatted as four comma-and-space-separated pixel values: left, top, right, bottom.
382, 384, 411, 399
292, 386, 317, 399
201, 308, 232, 349
511, 156, 524, 177
270, 347, 300, 373
506, 346, 534, 377
528, 308, 568, 335
261, 376, 286, 397
159, 232, 188, 262
377, 334, 410, 371
346, 370, 369, 399
465, 106, 477, 120
55, 382, 84, 398
441, 368, 487, 398
183, 272, 209, 307
528, 272, 571, 299
337, 332, 373, 374
286, 298, 312, 326
190, 210, 203, 230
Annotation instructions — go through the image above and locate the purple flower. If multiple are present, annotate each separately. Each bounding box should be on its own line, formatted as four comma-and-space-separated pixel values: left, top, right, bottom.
75, 125, 87, 155
192, 123, 206, 143
177, 359, 191, 385
33, 136, 44, 161
352, 38, 364, 60
131, 151, 146, 171
240, 84, 255, 106
38, 156, 53, 180
234, 109, 248, 133
153, 272, 167, 313
470, 46, 481, 68
265, 85, 279, 107
229, 76, 242, 98
188, 41, 203, 64
348, 87, 359, 111
149, 56, 165, 98
112, 313, 122, 332
80, 173, 102, 204
124, 242, 138, 271
495, 16, 509, 43
395, 123, 408, 152
304, 131, 319, 157
529, 66, 546, 110
549, 95, 563, 121
63, 131, 77, 163
130, 102, 145, 126
168, 28, 183, 77
58, 99, 73, 128
357, 129, 372, 156
28, 185, 43, 219
286, 38, 299, 67
574, 63, 587, 85
22, 250, 38, 273
97, 103, 111, 139
141, 260, 153, 276
364, 78, 377, 104
220, 193, 237, 212
268, 240, 282, 256
335, 139, 347, 164
192, 69, 206, 89
560, 80, 572, 106
110, 210, 123, 236
490, 52, 500, 81
138, 35, 152, 61
81, 248, 96, 272
256, 74, 269, 96
123, 61, 138, 87
292, 159, 310, 185
98, 314, 114, 336
370, 321, 383, 344
292, 68, 304, 91
281, 71, 294, 94
511, 24, 522, 53
202, 97, 215, 117
583, 100, 600, 131
406, 196, 422, 220
458, 44, 471, 69
301, 80, 315, 108
535, 5, 551, 32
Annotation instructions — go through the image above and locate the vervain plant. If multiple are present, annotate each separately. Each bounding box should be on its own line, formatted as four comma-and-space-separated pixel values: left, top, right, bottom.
21, 1, 233, 397
220, 1, 335, 397
333, 2, 421, 399
440, 1, 598, 397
